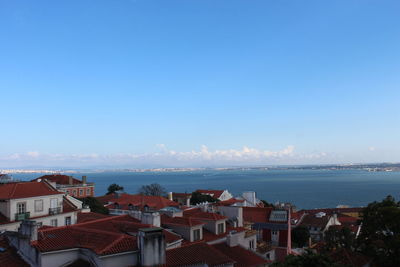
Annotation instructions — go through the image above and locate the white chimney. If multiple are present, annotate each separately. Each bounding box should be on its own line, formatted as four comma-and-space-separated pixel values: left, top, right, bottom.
19, 220, 39, 242
138, 228, 166, 266
168, 192, 173, 201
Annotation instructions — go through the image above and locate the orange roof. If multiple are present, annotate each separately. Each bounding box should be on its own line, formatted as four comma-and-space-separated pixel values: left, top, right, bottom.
33, 174, 83, 185
0, 236, 29, 267
98, 193, 179, 211
202, 226, 246, 242
0, 182, 62, 200
216, 198, 245, 206
243, 207, 273, 223
212, 243, 270, 267
166, 242, 235, 267
197, 189, 224, 199
77, 212, 111, 223
183, 209, 227, 221
33, 215, 182, 255
161, 214, 205, 227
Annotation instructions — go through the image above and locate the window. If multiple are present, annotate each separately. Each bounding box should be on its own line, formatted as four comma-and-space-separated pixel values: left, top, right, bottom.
17, 202, 26, 214
50, 219, 58, 227
193, 229, 201, 241
34, 200, 43, 212
73, 189, 77, 196
217, 223, 225, 234
86, 188, 91, 195
50, 198, 58, 208
271, 230, 279, 242
65, 216, 72, 226
249, 239, 255, 249
79, 189, 84, 196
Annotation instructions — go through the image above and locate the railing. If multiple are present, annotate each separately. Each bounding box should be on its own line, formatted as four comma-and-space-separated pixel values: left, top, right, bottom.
15, 212, 30, 221
49, 207, 62, 215
57, 183, 94, 188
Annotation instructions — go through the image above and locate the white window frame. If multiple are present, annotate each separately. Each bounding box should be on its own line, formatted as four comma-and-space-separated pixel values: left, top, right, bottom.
35, 199, 44, 212
50, 219, 58, 227
17, 202, 26, 214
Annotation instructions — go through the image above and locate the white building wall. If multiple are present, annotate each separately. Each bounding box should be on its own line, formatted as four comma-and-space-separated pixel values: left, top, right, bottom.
9, 194, 64, 219
41, 249, 80, 267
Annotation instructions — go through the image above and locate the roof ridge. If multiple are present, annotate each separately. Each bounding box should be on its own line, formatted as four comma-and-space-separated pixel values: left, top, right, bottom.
97, 235, 127, 254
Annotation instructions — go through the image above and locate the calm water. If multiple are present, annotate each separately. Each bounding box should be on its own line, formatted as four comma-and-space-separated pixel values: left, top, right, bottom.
12, 169, 400, 209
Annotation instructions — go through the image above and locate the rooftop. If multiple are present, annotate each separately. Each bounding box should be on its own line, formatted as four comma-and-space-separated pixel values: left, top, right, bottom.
32, 174, 85, 185
0, 181, 62, 200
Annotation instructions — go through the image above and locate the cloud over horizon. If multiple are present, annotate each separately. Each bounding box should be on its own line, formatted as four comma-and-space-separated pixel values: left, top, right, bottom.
0, 145, 332, 169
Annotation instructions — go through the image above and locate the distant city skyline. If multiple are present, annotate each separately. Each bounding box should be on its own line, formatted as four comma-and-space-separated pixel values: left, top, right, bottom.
1, 0, 400, 168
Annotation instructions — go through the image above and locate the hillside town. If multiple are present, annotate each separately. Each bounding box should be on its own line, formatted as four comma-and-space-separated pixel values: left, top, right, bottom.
0, 174, 382, 267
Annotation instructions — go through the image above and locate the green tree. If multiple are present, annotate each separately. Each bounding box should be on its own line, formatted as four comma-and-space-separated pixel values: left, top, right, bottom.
292, 226, 310, 248
106, 183, 124, 195
357, 195, 400, 267
324, 226, 355, 251
271, 250, 346, 267
138, 183, 166, 196
190, 191, 219, 205
261, 199, 274, 207
80, 197, 109, 214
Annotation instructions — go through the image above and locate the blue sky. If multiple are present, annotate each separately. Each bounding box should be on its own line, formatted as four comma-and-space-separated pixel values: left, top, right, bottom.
1, 0, 399, 168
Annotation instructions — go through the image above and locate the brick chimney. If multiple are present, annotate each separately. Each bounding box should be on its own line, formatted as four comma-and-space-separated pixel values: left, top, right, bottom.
138, 227, 166, 266
82, 175, 87, 184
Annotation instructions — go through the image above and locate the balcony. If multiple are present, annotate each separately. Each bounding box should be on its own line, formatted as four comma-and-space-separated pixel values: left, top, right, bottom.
49, 207, 62, 215
15, 212, 30, 221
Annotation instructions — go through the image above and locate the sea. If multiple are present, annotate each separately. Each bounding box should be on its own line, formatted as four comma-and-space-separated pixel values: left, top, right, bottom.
10, 169, 400, 210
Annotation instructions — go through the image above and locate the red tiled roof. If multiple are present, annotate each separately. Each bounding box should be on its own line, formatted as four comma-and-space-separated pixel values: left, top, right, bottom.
196, 189, 224, 199
33, 174, 83, 185
166, 242, 235, 267
300, 214, 331, 229
183, 209, 227, 221
34, 226, 137, 255
0, 181, 62, 200
63, 197, 79, 213
98, 193, 179, 211
243, 207, 273, 223
216, 198, 245, 206
212, 243, 269, 267
202, 226, 246, 243
300, 207, 363, 217
163, 230, 183, 244
77, 212, 111, 223
0, 235, 30, 267
161, 214, 205, 227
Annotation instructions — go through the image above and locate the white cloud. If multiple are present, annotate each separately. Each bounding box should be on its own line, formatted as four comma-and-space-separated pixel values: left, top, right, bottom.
0, 145, 331, 168
368, 147, 376, 152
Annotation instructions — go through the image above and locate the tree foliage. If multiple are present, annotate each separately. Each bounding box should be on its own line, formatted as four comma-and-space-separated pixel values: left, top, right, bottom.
80, 197, 109, 215
261, 199, 274, 207
292, 226, 310, 248
357, 195, 400, 267
190, 191, 219, 205
271, 250, 346, 267
324, 226, 355, 251
138, 183, 166, 196
106, 183, 124, 195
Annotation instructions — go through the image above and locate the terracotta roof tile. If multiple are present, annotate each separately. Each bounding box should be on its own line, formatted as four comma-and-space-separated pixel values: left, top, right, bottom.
183, 209, 227, 221
77, 212, 111, 223
166, 242, 235, 267
33, 174, 83, 185
212, 243, 269, 267
0, 235, 30, 267
0, 181, 62, 200
161, 214, 205, 227
243, 207, 273, 223
98, 193, 179, 211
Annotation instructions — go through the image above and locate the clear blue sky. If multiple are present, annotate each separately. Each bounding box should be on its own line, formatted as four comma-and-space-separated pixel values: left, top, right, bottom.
1, 0, 399, 168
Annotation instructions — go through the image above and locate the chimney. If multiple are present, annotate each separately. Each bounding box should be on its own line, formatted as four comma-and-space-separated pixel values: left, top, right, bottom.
168, 192, 173, 201
242, 191, 256, 206
68, 176, 73, 185
141, 211, 161, 227
82, 176, 87, 184
138, 227, 166, 266
19, 220, 39, 242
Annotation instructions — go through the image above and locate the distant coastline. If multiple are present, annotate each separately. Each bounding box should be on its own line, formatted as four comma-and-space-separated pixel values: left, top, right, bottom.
1, 162, 400, 174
